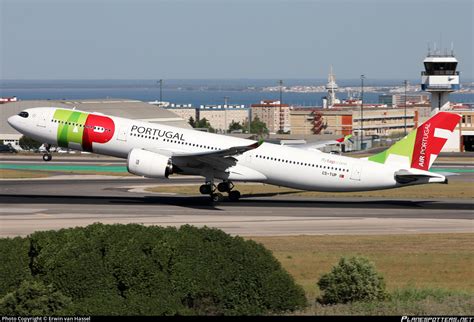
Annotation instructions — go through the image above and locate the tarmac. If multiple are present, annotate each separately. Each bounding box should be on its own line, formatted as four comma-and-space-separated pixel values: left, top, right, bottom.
1, 175, 472, 237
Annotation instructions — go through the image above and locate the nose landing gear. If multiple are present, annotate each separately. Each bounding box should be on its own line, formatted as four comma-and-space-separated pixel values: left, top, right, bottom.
42, 154, 52, 162
42, 144, 52, 162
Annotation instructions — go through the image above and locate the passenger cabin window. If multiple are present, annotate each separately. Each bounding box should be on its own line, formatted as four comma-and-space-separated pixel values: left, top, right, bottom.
18, 111, 29, 118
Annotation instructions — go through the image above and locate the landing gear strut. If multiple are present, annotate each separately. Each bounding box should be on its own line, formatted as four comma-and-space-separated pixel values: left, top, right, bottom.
42, 144, 52, 162
218, 180, 241, 201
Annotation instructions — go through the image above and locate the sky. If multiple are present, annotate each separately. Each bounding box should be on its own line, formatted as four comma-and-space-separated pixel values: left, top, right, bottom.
0, 0, 472, 80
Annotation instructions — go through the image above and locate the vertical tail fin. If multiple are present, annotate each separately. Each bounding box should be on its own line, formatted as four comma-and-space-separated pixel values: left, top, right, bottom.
368, 112, 461, 170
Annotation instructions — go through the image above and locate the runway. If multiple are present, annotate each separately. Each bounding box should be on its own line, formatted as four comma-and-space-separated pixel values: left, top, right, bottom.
1, 176, 472, 237
2, 156, 473, 184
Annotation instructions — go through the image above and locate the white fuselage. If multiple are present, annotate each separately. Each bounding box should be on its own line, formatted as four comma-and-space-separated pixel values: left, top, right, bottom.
8, 107, 418, 192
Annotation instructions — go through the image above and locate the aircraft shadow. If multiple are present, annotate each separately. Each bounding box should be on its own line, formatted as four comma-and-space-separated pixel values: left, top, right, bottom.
0, 194, 472, 214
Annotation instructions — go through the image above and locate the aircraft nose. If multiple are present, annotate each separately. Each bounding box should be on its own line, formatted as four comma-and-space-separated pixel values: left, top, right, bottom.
7, 115, 17, 126
7, 114, 22, 131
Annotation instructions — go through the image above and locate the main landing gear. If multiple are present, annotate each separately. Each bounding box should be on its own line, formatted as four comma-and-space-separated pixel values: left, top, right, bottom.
199, 180, 241, 202
42, 144, 52, 162
199, 182, 223, 202
217, 181, 241, 201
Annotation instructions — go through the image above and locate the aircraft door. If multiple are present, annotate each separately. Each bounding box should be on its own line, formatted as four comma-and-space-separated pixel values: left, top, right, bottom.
36, 113, 46, 128
350, 164, 362, 181
117, 125, 128, 142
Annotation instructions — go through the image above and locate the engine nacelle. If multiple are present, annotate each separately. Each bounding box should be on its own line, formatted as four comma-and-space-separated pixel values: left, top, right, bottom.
127, 148, 172, 178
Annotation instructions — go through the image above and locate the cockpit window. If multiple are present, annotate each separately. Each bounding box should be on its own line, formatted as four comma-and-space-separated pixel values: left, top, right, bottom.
18, 111, 29, 118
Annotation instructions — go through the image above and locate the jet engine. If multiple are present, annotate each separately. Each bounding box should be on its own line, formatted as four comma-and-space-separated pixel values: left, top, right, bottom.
127, 148, 173, 178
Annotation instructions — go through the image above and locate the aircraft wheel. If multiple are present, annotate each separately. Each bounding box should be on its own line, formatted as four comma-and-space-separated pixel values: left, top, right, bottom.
199, 184, 213, 195
217, 182, 230, 192
42, 154, 52, 162
211, 193, 223, 202
228, 190, 241, 201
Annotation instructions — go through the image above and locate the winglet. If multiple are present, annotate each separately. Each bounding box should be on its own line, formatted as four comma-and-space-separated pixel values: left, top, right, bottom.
248, 140, 263, 150
336, 134, 352, 143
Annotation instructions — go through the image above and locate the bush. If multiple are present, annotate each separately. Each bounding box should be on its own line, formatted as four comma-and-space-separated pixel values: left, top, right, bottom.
0, 224, 307, 315
317, 256, 388, 304
19, 136, 42, 150
0, 237, 31, 297
0, 280, 71, 315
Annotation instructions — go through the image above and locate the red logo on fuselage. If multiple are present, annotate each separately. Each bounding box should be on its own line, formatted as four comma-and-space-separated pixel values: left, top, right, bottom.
82, 114, 115, 152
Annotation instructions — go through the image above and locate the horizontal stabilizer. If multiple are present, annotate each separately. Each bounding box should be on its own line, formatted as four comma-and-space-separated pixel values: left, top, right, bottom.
394, 169, 447, 184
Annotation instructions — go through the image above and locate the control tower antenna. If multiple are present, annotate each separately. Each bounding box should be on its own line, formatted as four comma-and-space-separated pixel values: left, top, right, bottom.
421, 43, 460, 113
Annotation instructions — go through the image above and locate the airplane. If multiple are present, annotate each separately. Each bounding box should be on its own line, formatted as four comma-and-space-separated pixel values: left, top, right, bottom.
8, 107, 460, 202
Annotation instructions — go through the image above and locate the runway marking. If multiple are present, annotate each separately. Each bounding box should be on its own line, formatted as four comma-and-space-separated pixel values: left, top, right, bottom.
0, 208, 46, 214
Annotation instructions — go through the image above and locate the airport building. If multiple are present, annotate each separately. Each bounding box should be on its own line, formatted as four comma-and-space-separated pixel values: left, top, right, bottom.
250, 100, 290, 134
442, 106, 474, 152
290, 107, 418, 137
0, 99, 191, 148
162, 104, 250, 132
161, 105, 197, 125
378, 94, 430, 107
197, 105, 249, 133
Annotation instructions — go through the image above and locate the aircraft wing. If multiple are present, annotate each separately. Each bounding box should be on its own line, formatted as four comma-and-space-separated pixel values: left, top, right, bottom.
289, 134, 352, 151
148, 140, 262, 171
174, 140, 261, 159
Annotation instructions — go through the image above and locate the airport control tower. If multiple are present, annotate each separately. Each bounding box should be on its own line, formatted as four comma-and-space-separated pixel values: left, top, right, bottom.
421, 49, 460, 112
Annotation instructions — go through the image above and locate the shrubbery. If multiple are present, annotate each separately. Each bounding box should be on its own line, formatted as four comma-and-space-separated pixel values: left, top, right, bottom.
18, 136, 42, 150
0, 280, 71, 315
317, 256, 388, 304
0, 237, 31, 295
0, 224, 306, 315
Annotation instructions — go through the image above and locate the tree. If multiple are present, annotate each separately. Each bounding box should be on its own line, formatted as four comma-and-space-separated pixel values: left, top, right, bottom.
244, 116, 269, 137
0, 280, 71, 315
228, 121, 245, 133
19, 136, 42, 150
189, 117, 215, 133
188, 116, 196, 128
317, 256, 388, 304
194, 118, 215, 133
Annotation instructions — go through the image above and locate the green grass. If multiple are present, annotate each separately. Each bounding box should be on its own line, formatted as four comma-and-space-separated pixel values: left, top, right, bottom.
0, 168, 133, 178
249, 234, 474, 299
0, 169, 52, 179
305, 291, 473, 315
249, 234, 474, 315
